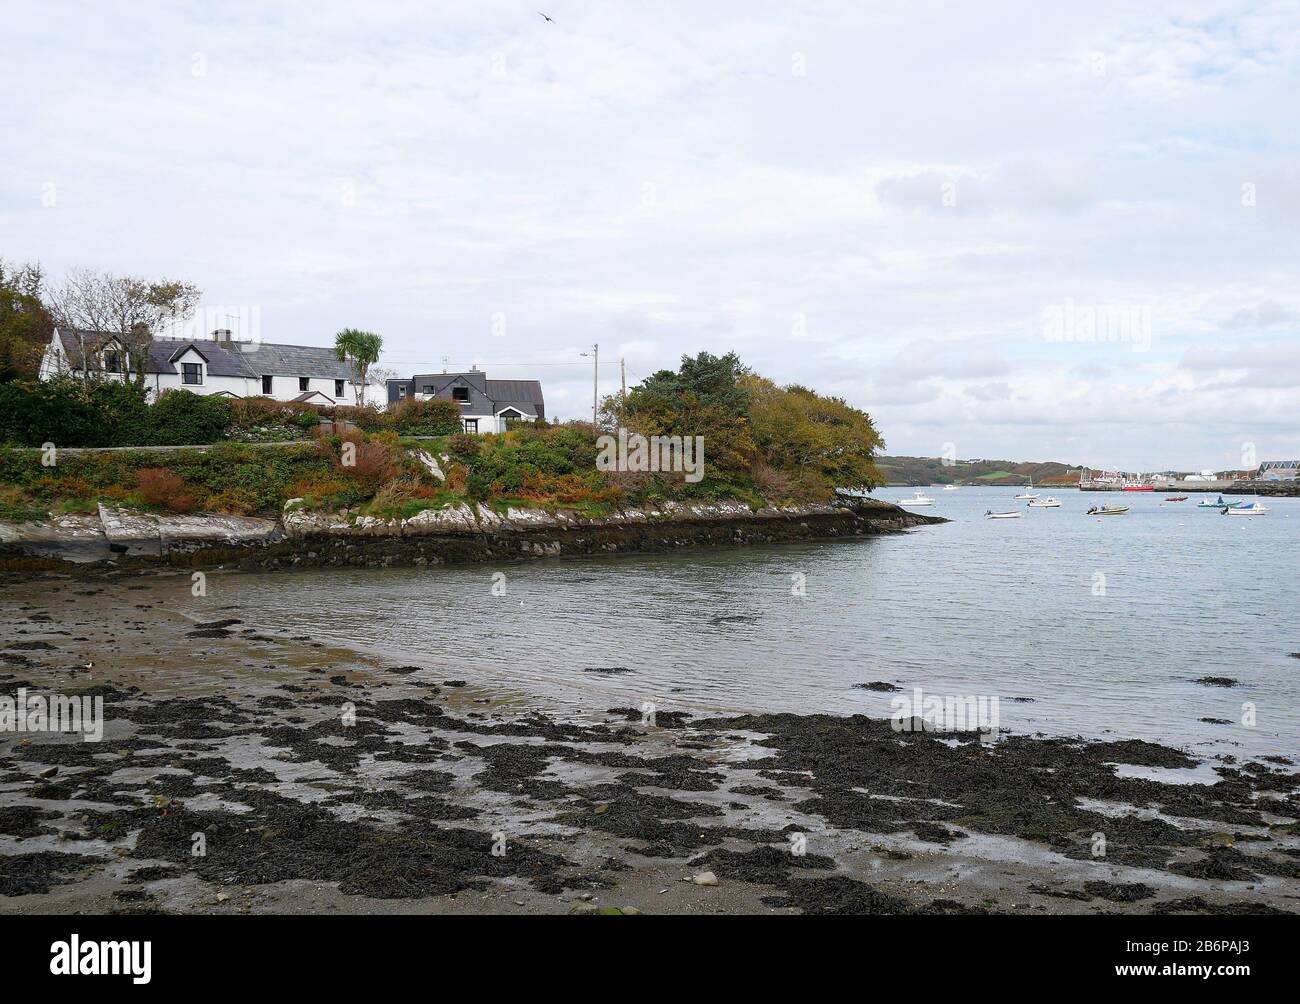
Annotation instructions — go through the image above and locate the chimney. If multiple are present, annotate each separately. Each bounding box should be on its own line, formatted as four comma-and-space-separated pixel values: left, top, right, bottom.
212, 329, 232, 343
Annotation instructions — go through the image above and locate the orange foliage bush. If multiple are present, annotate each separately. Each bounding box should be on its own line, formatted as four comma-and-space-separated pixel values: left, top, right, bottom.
136, 468, 201, 514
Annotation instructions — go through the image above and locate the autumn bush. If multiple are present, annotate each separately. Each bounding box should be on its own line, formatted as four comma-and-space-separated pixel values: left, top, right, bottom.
317, 430, 406, 493
228, 397, 321, 432
135, 467, 201, 513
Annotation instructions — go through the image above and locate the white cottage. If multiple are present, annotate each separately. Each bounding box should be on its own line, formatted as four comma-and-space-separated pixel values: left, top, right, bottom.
385, 369, 545, 434
40, 328, 377, 405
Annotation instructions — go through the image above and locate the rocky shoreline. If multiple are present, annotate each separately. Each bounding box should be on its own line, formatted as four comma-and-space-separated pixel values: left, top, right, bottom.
0, 497, 942, 577
0, 577, 1296, 915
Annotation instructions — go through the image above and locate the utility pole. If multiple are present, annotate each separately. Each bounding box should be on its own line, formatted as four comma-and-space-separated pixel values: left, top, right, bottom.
580, 343, 598, 430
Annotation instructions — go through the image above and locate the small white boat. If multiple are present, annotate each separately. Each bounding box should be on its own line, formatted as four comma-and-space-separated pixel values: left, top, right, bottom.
943, 485, 959, 491
985, 510, 1022, 519
899, 490, 935, 506
1027, 497, 1061, 508
1224, 502, 1270, 515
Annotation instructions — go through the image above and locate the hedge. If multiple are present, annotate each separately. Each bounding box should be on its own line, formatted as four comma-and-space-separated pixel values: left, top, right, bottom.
0, 381, 230, 448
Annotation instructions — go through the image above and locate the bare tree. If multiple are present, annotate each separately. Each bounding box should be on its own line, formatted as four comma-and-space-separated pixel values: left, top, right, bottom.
46, 267, 201, 386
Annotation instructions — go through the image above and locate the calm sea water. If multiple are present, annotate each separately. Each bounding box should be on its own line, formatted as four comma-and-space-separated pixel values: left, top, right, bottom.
211, 488, 1300, 759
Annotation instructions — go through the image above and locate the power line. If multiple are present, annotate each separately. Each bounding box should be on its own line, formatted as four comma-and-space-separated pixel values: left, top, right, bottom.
377, 359, 626, 368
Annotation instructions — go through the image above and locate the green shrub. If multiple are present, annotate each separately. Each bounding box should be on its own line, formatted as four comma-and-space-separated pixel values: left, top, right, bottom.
0, 379, 104, 447
90, 381, 153, 446
147, 389, 230, 445
387, 398, 461, 436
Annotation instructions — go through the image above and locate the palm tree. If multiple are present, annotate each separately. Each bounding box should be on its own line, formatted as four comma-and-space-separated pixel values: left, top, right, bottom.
333, 328, 383, 406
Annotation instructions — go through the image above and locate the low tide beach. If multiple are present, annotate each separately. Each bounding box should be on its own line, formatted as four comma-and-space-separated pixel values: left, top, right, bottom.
2, 539, 1297, 915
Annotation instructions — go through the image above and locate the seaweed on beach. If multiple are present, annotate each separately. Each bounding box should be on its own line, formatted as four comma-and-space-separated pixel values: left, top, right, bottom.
0, 851, 101, 896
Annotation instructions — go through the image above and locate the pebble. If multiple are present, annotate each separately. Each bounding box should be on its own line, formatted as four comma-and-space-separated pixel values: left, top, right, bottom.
37, 766, 58, 779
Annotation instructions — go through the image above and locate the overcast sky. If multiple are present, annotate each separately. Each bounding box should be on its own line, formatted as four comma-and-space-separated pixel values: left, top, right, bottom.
3, 1, 1297, 470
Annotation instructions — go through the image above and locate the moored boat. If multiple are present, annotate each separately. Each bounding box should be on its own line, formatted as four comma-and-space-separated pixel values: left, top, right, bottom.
1164, 496, 1189, 502
985, 511, 1022, 519
1027, 497, 1061, 507
1224, 502, 1270, 515
1198, 496, 1243, 509
1086, 504, 1129, 516
899, 490, 935, 506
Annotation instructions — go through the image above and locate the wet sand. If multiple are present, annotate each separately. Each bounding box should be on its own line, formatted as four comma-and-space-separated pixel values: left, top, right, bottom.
1, 573, 1297, 915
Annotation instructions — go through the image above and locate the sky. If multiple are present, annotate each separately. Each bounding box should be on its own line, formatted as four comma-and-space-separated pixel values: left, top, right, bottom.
2, 0, 1298, 471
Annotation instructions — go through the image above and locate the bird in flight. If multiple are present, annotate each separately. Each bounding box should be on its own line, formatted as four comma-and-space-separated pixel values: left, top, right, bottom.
539, 11, 554, 22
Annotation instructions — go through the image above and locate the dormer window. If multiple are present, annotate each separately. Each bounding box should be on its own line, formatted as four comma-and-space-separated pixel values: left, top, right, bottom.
182, 362, 203, 385
452, 385, 470, 402
103, 349, 124, 374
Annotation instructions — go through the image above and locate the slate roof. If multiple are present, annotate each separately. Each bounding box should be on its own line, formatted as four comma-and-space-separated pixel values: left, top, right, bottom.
54, 329, 353, 380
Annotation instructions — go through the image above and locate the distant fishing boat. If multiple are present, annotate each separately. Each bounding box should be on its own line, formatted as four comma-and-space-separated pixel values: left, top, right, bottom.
1224, 502, 1270, 516
900, 490, 935, 506
1121, 483, 1154, 492
1027, 497, 1061, 507
1164, 496, 1189, 502
1086, 504, 1129, 516
943, 484, 959, 491
985, 511, 1022, 519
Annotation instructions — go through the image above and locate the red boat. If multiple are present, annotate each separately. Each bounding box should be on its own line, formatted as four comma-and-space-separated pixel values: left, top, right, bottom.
1121, 484, 1154, 491
1165, 496, 1189, 502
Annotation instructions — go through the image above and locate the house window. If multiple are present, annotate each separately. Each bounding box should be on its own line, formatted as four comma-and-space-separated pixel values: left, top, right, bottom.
299, 377, 309, 392
182, 363, 202, 385
452, 386, 470, 402
421, 385, 436, 394
104, 350, 123, 374
262, 375, 273, 394
335, 379, 345, 397
462, 418, 478, 434
398, 386, 408, 399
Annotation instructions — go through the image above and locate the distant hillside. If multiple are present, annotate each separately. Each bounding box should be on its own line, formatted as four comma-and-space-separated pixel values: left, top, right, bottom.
876, 456, 1083, 487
